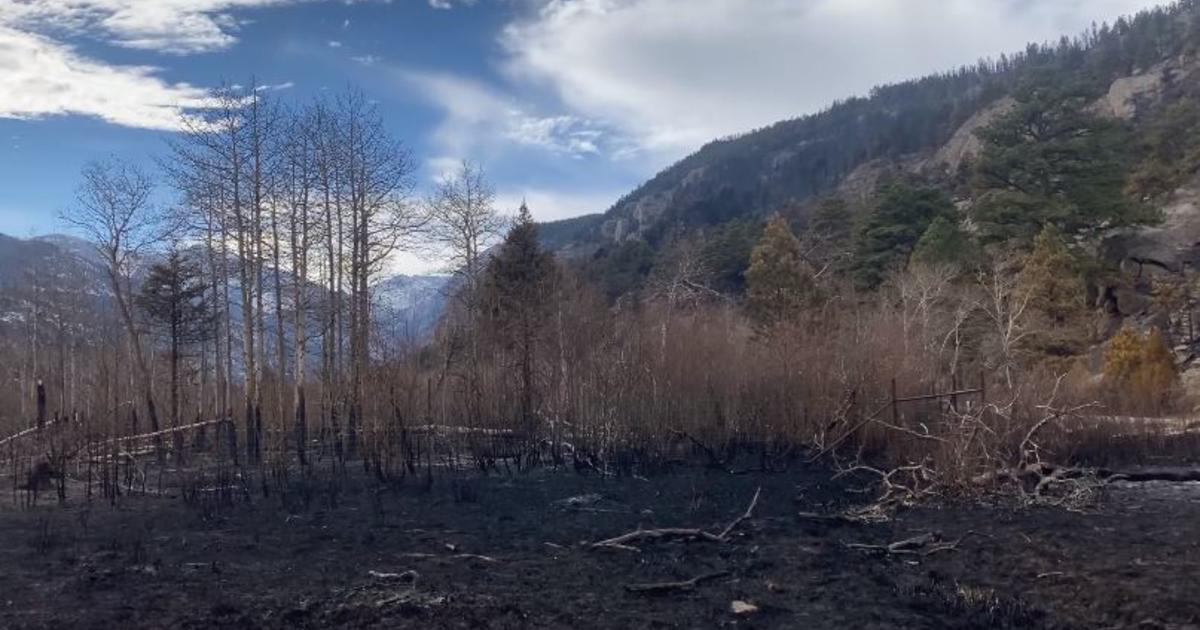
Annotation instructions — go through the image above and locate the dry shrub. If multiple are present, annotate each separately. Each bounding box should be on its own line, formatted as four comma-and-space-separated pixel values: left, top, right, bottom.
1102, 326, 1180, 415
9, 259, 1192, 511
347, 259, 1196, 499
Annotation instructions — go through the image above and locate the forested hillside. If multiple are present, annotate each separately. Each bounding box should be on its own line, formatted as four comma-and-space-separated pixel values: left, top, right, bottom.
553, 1, 1200, 304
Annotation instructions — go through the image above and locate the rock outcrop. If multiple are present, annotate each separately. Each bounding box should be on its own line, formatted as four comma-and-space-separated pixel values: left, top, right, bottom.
931, 97, 1016, 173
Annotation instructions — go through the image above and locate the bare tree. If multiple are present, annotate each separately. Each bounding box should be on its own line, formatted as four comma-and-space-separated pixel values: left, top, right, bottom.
978, 262, 1032, 388
426, 161, 506, 420
427, 160, 507, 305
282, 109, 318, 465
335, 89, 422, 456
62, 158, 168, 447
168, 82, 283, 464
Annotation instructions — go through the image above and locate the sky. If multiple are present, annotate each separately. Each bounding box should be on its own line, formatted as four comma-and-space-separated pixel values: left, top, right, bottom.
0, 0, 1165, 273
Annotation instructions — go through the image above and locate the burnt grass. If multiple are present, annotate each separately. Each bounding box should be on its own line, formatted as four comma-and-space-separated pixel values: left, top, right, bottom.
1, 461, 1198, 629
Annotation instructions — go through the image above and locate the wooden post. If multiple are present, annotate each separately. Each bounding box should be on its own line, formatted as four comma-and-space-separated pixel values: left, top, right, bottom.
979, 370, 987, 413
35, 379, 46, 431
950, 373, 959, 413
890, 378, 898, 425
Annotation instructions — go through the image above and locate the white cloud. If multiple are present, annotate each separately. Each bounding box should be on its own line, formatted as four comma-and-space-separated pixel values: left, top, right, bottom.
0, 1, 366, 130
328, 39, 342, 47
502, 0, 1165, 158
401, 70, 614, 170
0, 25, 213, 130
352, 54, 380, 66
256, 81, 295, 91
0, 0, 303, 55
428, 0, 478, 9
495, 188, 619, 222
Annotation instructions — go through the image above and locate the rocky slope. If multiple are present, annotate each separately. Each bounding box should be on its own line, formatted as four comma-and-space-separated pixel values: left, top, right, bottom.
543, 5, 1200, 278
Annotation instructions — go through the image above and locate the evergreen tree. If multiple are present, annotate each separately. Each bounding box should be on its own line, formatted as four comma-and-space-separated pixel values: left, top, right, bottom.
592, 240, 655, 299
483, 202, 559, 426
853, 183, 954, 288
972, 76, 1158, 247
911, 215, 975, 268
809, 197, 853, 244
745, 215, 812, 326
700, 218, 760, 295
1017, 226, 1089, 358
1128, 101, 1200, 199
137, 250, 213, 449
805, 196, 855, 277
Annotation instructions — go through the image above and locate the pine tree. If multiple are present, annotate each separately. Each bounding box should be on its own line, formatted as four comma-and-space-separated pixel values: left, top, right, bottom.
1128, 101, 1200, 199
745, 215, 812, 326
805, 196, 855, 277
809, 197, 853, 245
972, 75, 1158, 247
853, 183, 955, 288
137, 250, 213, 451
700, 218, 760, 295
483, 202, 559, 427
911, 215, 974, 268
1018, 226, 1088, 359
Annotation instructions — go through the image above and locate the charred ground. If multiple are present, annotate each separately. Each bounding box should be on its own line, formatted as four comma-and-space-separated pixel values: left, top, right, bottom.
1, 461, 1198, 630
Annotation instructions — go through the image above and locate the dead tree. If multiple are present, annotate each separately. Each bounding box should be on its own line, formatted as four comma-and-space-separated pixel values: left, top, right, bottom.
62, 158, 169, 458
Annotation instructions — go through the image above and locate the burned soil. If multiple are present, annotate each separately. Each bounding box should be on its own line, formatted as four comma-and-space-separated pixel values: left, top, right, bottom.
1, 463, 1198, 629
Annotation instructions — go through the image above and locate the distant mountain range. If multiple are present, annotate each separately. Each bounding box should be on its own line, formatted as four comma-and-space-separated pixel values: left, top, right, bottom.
0, 232, 449, 339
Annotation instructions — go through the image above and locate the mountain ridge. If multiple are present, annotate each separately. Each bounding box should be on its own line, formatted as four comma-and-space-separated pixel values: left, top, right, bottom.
543, 2, 1200, 278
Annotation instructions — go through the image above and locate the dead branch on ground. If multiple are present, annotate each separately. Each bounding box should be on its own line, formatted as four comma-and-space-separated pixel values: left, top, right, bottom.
624, 570, 730, 594
368, 569, 418, 582
592, 486, 762, 551
846, 530, 980, 557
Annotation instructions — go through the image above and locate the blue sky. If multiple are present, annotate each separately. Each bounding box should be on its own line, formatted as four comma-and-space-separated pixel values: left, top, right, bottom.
0, 0, 1161, 271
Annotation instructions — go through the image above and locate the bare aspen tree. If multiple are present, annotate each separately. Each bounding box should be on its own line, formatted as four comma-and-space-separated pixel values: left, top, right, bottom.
169, 82, 282, 464
427, 161, 506, 421
308, 98, 346, 456
336, 89, 421, 456
62, 158, 167, 449
428, 161, 506, 304
283, 107, 319, 465
244, 82, 286, 462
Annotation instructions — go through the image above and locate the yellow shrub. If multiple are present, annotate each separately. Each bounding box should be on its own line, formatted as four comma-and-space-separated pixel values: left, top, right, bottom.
1103, 326, 1179, 413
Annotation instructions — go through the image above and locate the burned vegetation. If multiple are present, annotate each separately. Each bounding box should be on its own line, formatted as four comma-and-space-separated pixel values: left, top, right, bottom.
8, 5, 1200, 628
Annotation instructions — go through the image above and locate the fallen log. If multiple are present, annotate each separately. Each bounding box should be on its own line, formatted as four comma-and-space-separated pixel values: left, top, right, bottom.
1098, 468, 1200, 483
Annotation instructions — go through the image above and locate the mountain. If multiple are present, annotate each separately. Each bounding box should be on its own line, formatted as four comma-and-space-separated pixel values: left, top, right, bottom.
0, 233, 61, 286
0, 232, 449, 341
546, 3, 1200, 291
372, 273, 450, 340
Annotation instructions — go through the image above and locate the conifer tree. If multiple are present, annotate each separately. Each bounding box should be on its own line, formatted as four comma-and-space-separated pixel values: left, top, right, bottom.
972, 76, 1157, 247
911, 215, 974, 268
137, 250, 213, 450
745, 215, 812, 326
483, 202, 558, 426
805, 196, 855, 277
1018, 226, 1089, 358
854, 183, 955, 288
